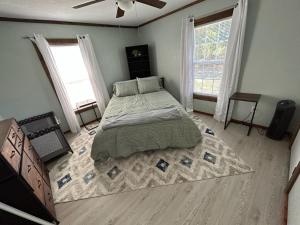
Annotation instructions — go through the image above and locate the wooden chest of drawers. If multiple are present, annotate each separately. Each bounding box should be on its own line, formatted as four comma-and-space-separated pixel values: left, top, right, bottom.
0, 118, 57, 224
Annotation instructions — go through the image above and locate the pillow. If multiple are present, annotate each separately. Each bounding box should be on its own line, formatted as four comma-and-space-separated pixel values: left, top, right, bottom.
113, 80, 139, 97
137, 76, 161, 94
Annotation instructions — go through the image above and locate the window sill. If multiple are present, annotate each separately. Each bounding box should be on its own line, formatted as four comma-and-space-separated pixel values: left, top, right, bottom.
193, 94, 217, 102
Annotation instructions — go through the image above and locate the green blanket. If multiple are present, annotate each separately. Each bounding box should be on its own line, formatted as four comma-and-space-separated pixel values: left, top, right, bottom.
91, 90, 202, 161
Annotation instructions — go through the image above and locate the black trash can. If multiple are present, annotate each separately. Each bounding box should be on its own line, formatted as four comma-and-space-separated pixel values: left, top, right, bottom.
266, 100, 296, 140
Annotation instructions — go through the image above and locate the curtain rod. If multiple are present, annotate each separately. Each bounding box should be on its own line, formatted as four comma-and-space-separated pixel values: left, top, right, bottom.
23, 35, 87, 39
191, 2, 238, 22
224, 3, 239, 10
216, 2, 239, 11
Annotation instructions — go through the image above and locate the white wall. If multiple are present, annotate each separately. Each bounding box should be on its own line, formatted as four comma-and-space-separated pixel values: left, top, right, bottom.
137, 0, 300, 132
0, 22, 138, 131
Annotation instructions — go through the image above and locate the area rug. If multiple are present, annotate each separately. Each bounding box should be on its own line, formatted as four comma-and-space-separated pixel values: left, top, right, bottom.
49, 114, 254, 203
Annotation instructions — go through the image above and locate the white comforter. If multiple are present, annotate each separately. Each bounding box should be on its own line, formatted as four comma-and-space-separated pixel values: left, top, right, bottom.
101, 106, 181, 130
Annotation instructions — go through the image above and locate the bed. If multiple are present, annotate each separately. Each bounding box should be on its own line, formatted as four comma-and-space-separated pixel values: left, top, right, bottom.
91, 79, 202, 162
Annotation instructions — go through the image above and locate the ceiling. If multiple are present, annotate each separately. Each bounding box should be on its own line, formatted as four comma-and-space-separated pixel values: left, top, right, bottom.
0, 0, 199, 26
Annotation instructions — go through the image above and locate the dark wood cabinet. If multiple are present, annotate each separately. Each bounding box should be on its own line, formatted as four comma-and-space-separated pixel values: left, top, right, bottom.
0, 118, 58, 224
126, 44, 151, 79
1, 140, 21, 173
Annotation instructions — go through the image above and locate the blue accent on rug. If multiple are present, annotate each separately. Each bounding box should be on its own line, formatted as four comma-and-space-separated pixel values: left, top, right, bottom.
83, 171, 96, 184
203, 152, 216, 164
107, 166, 122, 180
156, 159, 169, 172
57, 174, 72, 189
205, 128, 215, 136
78, 146, 87, 155
180, 156, 193, 168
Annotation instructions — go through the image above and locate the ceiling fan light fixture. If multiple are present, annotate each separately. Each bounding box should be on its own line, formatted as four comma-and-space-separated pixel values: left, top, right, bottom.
117, 0, 134, 11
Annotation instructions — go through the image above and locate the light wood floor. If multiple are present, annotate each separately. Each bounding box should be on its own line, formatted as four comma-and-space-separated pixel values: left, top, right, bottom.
55, 114, 290, 225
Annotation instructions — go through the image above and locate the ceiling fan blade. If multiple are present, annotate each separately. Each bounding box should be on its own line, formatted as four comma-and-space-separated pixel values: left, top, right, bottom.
136, 0, 166, 9
73, 0, 105, 9
116, 7, 125, 18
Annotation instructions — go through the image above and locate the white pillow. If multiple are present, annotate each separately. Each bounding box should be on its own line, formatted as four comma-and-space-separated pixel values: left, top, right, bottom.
137, 76, 161, 94
113, 80, 139, 97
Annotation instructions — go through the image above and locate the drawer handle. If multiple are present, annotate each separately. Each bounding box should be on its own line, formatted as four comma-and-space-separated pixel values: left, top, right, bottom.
27, 165, 31, 173
38, 180, 42, 189
18, 141, 22, 147
48, 193, 52, 201
10, 150, 16, 158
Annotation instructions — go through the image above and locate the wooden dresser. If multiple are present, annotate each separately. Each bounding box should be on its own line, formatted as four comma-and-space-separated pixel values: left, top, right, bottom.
0, 118, 57, 224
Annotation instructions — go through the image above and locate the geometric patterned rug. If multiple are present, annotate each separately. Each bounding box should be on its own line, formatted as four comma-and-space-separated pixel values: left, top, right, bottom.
48, 113, 254, 204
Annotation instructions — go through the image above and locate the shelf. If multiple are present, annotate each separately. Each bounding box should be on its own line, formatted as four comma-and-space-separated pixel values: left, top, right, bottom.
127, 55, 148, 58
128, 60, 148, 64
126, 45, 150, 80
130, 69, 149, 72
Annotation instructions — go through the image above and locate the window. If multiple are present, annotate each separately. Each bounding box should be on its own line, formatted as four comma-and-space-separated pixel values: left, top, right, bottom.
194, 15, 232, 97
49, 43, 96, 109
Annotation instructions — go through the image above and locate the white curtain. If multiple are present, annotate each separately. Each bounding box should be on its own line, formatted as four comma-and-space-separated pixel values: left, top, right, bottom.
214, 0, 248, 122
33, 34, 81, 133
179, 17, 195, 112
77, 34, 110, 116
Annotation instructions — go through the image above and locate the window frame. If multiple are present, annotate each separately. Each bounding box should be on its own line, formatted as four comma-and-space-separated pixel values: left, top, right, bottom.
47, 38, 78, 46
32, 38, 96, 113
193, 8, 234, 102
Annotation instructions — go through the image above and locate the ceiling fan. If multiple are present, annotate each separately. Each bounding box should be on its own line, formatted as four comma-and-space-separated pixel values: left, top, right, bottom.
73, 0, 167, 18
